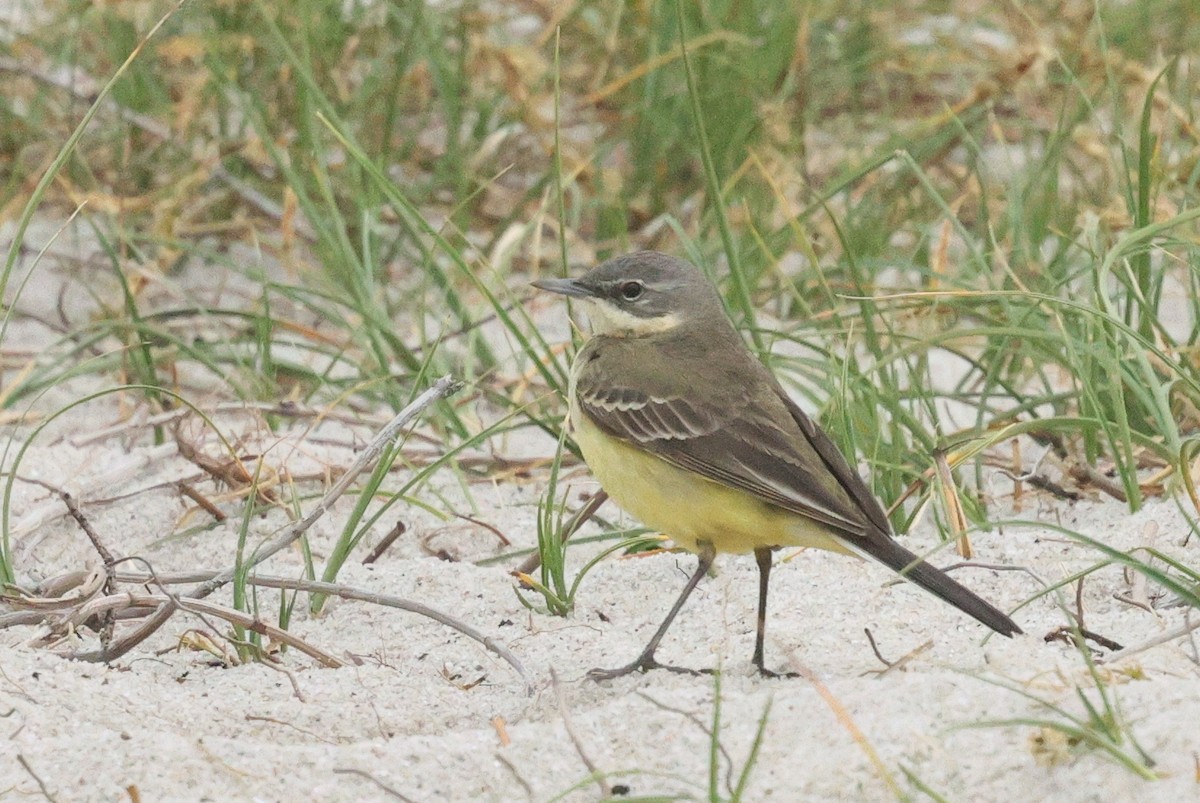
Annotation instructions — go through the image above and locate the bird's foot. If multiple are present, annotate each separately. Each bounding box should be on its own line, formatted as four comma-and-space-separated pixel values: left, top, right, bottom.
751, 647, 799, 679
753, 664, 799, 679
587, 653, 701, 681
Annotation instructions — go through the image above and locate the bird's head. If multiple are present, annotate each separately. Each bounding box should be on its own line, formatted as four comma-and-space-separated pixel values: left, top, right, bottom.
532, 251, 727, 338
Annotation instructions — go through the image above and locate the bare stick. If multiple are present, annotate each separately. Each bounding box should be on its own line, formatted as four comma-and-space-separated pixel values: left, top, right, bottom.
17, 754, 57, 802
1068, 456, 1128, 503
494, 753, 535, 799
60, 494, 116, 571
453, 511, 512, 547
256, 659, 308, 703
175, 481, 228, 522
1100, 616, 1200, 663
0, 610, 62, 628
332, 768, 416, 802
1043, 625, 1124, 653
60, 493, 117, 648
11, 444, 179, 560
64, 592, 343, 668
68, 599, 176, 663
863, 628, 893, 668
9, 384, 533, 688
635, 689, 734, 781
863, 638, 934, 679
246, 575, 529, 688
97, 569, 530, 690
362, 521, 407, 565
4, 569, 105, 611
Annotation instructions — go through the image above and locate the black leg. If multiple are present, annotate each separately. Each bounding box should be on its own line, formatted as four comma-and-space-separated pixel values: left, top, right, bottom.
588, 543, 716, 681
752, 546, 772, 672
752, 546, 796, 679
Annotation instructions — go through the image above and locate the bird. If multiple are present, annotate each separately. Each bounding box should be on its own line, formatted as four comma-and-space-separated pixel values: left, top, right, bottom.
532, 251, 1021, 679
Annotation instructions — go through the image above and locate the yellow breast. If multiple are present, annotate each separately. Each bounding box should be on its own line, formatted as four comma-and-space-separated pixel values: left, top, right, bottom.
568, 376, 849, 556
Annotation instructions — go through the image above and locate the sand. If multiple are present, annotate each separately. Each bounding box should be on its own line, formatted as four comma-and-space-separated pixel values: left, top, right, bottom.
2, 375, 1199, 802
2, 221, 1198, 802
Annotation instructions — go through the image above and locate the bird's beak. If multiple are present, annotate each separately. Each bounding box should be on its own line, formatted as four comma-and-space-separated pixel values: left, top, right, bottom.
531, 277, 595, 299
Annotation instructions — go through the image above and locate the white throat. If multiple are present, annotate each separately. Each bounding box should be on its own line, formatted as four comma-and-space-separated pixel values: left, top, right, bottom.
583, 299, 682, 337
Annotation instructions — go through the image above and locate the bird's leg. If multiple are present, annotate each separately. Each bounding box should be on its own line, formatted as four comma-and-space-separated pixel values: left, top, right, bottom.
752, 546, 772, 672
752, 546, 797, 679
588, 544, 716, 681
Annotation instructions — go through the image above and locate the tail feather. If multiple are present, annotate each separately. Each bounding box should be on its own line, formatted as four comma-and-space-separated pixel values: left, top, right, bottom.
850, 534, 1022, 637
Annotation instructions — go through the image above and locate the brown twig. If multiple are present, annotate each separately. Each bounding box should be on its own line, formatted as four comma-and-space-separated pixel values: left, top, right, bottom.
6, 378, 531, 689
993, 464, 1082, 502
69, 401, 390, 446
1024, 474, 1082, 501
863, 627, 893, 668
175, 482, 227, 522
253, 654, 309, 701
493, 753, 535, 799
861, 628, 934, 678
362, 521, 407, 564
231, 574, 529, 690
331, 768, 416, 802
1067, 459, 1127, 503
3, 569, 105, 611
941, 559, 1048, 588
1011, 438, 1023, 511
453, 512, 512, 546
245, 714, 338, 744
194, 377, 463, 598
60, 494, 116, 570
10, 453, 176, 564
1074, 577, 1087, 628
635, 690, 734, 774
1043, 625, 1124, 653
1112, 591, 1156, 614
60, 493, 116, 648
17, 754, 57, 802
65, 591, 344, 667
86, 568, 532, 690
863, 638, 934, 679
173, 429, 280, 508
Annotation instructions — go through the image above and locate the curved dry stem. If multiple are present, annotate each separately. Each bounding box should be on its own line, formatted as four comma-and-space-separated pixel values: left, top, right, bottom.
101, 568, 532, 691
68, 592, 344, 668
248, 574, 532, 692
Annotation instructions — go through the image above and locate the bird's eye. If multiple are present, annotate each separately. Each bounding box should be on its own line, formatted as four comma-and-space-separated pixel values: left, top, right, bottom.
618, 280, 645, 301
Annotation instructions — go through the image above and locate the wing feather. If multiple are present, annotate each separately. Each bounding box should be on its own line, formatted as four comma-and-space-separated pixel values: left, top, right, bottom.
577, 372, 870, 537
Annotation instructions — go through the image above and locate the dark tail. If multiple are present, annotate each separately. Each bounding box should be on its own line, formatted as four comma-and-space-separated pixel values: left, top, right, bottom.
860, 535, 1022, 637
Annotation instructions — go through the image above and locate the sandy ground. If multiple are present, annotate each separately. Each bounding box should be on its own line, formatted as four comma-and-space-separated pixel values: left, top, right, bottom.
2, 364, 1199, 802
3, 467, 1200, 803
0, 223, 1198, 802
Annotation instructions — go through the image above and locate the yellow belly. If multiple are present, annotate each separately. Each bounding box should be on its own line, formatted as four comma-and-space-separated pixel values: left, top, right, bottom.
571, 403, 851, 556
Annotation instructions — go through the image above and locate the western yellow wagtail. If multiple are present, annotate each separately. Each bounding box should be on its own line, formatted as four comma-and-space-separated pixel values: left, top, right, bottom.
533, 251, 1020, 679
